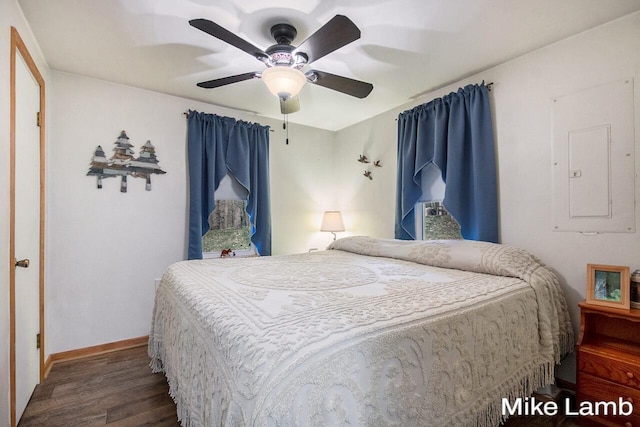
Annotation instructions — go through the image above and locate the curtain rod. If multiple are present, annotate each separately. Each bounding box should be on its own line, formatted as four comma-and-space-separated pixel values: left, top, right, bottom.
394, 81, 494, 121
183, 111, 275, 132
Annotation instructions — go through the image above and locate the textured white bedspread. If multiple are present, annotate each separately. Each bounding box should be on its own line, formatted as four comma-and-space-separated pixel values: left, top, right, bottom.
149, 237, 573, 427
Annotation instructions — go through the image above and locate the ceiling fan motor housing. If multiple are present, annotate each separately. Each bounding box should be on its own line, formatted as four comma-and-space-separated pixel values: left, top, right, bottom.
266, 44, 296, 67
266, 24, 307, 68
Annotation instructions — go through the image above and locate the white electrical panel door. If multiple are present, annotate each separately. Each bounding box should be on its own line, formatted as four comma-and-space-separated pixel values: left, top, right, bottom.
552, 78, 635, 233
568, 125, 611, 218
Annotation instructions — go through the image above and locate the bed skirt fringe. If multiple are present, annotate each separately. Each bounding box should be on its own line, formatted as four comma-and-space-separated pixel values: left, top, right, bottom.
477, 360, 555, 427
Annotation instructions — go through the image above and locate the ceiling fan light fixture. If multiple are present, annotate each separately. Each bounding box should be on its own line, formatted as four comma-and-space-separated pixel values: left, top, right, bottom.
261, 66, 306, 100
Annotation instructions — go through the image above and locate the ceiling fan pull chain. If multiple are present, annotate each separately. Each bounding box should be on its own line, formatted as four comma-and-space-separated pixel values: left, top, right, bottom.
283, 114, 289, 145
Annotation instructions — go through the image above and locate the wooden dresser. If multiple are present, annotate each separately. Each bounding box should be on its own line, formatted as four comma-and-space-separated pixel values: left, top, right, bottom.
577, 301, 640, 426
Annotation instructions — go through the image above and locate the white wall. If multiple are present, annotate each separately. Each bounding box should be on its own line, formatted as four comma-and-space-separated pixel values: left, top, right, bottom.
270, 121, 340, 254
492, 12, 640, 318
46, 71, 335, 355
334, 12, 640, 373
333, 114, 398, 237
0, 1, 50, 425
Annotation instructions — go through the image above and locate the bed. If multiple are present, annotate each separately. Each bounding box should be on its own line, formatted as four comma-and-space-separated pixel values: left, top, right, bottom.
149, 236, 574, 427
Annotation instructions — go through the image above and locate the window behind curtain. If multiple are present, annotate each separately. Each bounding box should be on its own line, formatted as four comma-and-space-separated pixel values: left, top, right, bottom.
415, 201, 462, 240
413, 163, 462, 240
202, 173, 254, 257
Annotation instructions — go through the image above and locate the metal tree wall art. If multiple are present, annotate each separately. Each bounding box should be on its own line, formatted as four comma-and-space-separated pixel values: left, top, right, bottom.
87, 145, 110, 188
134, 140, 165, 191
87, 130, 166, 192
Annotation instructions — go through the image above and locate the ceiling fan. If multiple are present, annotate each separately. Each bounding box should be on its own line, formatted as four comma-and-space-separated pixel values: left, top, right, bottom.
189, 15, 374, 114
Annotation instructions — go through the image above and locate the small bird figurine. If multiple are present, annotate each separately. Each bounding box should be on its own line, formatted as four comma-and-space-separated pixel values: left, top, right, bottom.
358, 155, 370, 163
373, 160, 382, 167
363, 170, 373, 180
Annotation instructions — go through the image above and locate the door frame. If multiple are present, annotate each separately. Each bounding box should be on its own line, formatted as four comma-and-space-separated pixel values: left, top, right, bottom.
9, 26, 46, 427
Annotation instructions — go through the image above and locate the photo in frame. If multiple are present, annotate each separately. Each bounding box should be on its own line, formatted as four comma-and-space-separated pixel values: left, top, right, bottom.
586, 264, 630, 309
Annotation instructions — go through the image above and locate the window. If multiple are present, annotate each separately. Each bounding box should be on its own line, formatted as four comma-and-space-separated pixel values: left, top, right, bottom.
202, 174, 254, 258
202, 199, 252, 256
415, 201, 462, 240
412, 164, 461, 240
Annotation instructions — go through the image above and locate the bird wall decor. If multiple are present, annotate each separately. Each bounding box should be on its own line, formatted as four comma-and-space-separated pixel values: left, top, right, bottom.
358, 155, 381, 180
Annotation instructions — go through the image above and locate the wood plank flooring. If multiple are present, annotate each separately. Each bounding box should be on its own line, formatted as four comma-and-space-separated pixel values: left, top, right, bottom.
18, 344, 578, 426
18, 345, 179, 426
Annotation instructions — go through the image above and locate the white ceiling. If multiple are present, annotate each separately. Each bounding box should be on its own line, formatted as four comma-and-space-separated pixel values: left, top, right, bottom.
18, 0, 640, 131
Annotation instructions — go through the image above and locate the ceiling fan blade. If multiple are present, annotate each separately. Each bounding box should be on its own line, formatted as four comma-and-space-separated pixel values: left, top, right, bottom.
294, 15, 360, 64
197, 72, 258, 89
308, 70, 373, 98
189, 19, 268, 62
280, 96, 300, 114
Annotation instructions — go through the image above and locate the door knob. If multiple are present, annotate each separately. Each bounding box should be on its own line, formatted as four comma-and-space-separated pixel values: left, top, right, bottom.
15, 259, 30, 268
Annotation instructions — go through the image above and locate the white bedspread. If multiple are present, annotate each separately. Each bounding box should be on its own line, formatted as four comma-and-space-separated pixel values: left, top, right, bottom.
149, 237, 573, 427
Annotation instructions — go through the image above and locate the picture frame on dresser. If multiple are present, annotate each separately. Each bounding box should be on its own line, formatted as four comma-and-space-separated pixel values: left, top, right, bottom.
586, 263, 630, 309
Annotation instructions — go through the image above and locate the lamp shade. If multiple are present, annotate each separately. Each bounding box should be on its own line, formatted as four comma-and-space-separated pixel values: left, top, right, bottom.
320, 211, 345, 232
261, 66, 306, 100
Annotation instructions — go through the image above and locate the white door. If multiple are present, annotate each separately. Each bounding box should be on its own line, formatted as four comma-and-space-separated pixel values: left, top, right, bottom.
14, 48, 42, 422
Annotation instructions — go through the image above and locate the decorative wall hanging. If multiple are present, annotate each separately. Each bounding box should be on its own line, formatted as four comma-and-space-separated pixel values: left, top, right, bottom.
87, 130, 166, 192
358, 154, 381, 180
358, 155, 370, 164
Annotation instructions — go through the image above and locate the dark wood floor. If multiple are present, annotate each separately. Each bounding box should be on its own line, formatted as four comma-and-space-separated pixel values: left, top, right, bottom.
18, 345, 179, 426
19, 345, 579, 427
503, 404, 579, 427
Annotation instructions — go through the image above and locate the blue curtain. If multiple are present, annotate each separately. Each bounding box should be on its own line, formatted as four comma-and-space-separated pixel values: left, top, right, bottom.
187, 110, 271, 259
395, 82, 498, 243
